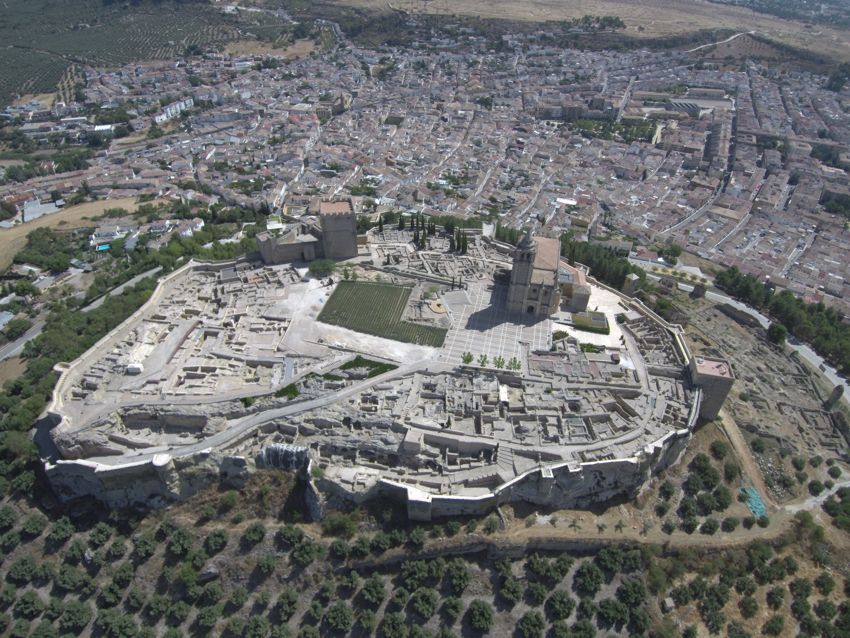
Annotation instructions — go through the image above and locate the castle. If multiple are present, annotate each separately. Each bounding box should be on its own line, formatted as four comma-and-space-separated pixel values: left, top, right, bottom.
256, 199, 358, 265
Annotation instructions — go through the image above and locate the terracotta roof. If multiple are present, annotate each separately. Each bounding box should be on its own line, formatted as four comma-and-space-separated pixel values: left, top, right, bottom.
319, 200, 353, 216
531, 269, 556, 286
533, 237, 560, 272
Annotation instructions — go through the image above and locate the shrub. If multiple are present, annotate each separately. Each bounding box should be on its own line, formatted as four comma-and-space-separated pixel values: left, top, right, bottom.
499, 577, 522, 606
275, 587, 298, 620
762, 615, 784, 636
370, 532, 391, 554
325, 601, 354, 632
0, 507, 15, 531
722, 517, 740, 532
527, 582, 548, 606
766, 587, 784, 610
442, 596, 463, 621
256, 554, 276, 576
21, 514, 48, 538
196, 529, 226, 555
547, 590, 576, 621
7, 556, 36, 584
381, 611, 409, 638
195, 605, 222, 630
724, 462, 740, 483
15, 590, 44, 619
597, 598, 630, 628
517, 611, 546, 638
330, 539, 350, 560
815, 599, 837, 620
700, 518, 719, 535
407, 527, 426, 548
219, 490, 238, 511
88, 522, 113, 548
828, 465, 842, 479
467, 600, 494, 633
361, 575, 385, 606
573, 561, 603, 598
739, 596, 758, 618
321, 513, 358, 538
241, 522, 266, 547
809, 480, 825, 496
814, 572, 835, 595
228, 587, 248, 611
710, 441, 728, 460
132, 533, 156, 561
445, 559, 470, 594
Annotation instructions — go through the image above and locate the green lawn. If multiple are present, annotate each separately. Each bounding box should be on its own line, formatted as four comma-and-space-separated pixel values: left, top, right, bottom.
572, 311, 610, 335
318, 281, 447, 347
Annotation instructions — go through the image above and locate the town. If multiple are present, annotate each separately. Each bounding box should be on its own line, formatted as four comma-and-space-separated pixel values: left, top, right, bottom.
2, 20, 849, 323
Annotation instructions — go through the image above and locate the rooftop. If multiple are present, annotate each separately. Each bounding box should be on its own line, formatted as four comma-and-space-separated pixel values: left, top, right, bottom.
533, 236, 560, 272
319, 200, 354, 216
694, 356, 735, 379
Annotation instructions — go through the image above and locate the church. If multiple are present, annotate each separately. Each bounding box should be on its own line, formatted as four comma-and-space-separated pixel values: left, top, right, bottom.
506, 232, 562, 316
506, 232, 591, 317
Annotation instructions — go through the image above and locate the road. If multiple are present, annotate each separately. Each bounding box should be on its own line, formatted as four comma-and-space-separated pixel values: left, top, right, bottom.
0, 319, 45, 362
81, 266, 163, 313
1, 265, 162, 364
670, 279, 850, 406
685, 31, 756, 54
88, 358, 445, 466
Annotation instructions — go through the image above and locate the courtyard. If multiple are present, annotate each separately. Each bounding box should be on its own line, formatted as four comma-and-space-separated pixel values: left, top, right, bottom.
440, 281, 552, 367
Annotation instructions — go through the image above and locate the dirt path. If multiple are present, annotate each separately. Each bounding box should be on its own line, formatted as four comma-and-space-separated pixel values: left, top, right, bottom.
0, 197, 165, 271
718, 408, 776, 507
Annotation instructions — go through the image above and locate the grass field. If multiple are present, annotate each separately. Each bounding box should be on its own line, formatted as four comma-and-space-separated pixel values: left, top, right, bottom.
318, 281, 447, 347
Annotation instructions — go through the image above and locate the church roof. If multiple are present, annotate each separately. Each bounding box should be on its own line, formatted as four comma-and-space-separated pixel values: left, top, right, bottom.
533, 237, 560, 272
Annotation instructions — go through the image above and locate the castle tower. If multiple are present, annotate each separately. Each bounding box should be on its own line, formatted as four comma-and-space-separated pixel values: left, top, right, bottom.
319, 200, 357, 259
507, 232, 535, 313
690, 356, 735, 420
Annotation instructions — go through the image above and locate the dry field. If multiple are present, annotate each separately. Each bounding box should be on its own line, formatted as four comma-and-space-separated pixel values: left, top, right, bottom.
0, 197, 164, 271
0, 356, 26, 386
701, 33, 789, 61
352, 0, 850, 60
224, 38, 318, 58
12, 92, 56, 107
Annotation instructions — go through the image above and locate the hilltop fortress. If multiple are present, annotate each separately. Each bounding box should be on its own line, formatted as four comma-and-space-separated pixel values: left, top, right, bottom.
38, 220, 733, 520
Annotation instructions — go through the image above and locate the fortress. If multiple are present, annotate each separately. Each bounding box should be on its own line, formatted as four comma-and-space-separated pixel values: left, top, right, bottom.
37, 220, 733, 520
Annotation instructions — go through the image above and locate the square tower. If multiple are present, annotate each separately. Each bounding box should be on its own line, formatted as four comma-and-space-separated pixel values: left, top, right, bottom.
690, 356, 735, 420
319, 200, 357, 259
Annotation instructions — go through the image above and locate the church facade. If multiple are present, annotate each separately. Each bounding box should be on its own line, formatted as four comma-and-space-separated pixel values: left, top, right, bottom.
506, 233, 562, 316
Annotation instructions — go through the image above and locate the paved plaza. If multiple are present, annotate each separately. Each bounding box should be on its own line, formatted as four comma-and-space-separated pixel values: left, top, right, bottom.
441, 282, 551, 365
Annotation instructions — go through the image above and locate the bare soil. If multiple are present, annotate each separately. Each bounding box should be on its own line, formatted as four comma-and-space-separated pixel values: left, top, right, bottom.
224, 38, 318, 58
346, 0, 850, 60
0, 356, 26, 385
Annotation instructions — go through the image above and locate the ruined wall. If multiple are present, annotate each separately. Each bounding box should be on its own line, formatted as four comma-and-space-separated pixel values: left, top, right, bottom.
44, 452, 252, 508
